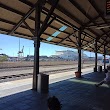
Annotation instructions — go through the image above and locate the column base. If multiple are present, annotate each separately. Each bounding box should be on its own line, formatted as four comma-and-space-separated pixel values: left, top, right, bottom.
75, 71, 82, 78
94, 67, 97, 72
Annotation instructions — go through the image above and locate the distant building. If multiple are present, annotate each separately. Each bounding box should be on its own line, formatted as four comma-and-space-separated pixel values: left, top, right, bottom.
23, 50, 89, 61
51, 50, 88, 60
26, 55, 49, 61
39, 56, 49, 61
26, 55, 34, 61
97, 56, 103, 60
8, 57, 18, 61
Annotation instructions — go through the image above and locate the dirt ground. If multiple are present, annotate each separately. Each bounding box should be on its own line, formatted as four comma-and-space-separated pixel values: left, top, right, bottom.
0, 61, 96, 68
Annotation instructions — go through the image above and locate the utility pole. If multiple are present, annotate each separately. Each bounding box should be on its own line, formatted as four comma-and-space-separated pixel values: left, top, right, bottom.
82, 50, 84, 69
29, 47, 30, 56
0, 48, 2, 54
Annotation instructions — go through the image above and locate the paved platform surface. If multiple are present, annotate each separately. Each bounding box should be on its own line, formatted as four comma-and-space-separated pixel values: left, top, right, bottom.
50, 72, 110, 110
1, 68, 110, 110
0, 67, 92, 97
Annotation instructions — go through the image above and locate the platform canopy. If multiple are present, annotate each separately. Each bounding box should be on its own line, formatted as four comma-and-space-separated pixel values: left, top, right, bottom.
0, 0, 110, 54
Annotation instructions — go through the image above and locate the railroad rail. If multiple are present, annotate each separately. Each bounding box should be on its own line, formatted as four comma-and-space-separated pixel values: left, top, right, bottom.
0, 65, 95, 83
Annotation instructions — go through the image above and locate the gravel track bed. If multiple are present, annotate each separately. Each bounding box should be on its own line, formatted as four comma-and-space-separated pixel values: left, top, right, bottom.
0, 64, 79, 72
0, 65, 94, 83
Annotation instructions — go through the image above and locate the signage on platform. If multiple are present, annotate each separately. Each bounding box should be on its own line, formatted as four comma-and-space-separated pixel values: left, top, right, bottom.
106, 0, 110, 16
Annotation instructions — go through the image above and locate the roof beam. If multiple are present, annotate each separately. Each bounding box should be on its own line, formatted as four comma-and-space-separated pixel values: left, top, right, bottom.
68, 0, 101, 30
68, 0, 100, 29
39, 17, 56, 37
0, 18, 69, 36
7, 1, 40, 35
43, 7, 79, 30
0, 0, 106, 52
0, 0, 101, 42
23, 21, 35, 36
69, 0, 109, 40
102, 38, 110, 48
81, 15, 100, 30
68, 37, 78, 47
68, 0, 107, 50
69, 0, 91, 22
73, 32, 78, 45
42, 37, 76, 48
56, 33, 74, 45
39, 0, 59, 36
56, 4, 83, 25
56, 30, 91, 45
43, 32, 77, 44
19, 0, 79, 30
43, 33, 78, 47
19, 0, 98, 42
0, 27, 33, 39
0, 18, 91, 47
0, 25, 74, 44
81, 35, 86, 45
84, 45, 95, 51
54, 2, 101, 40
19, 1, 89, 45
82, 30, 110, 47
97, 39, 107, 50
50, 3, 99, 43
69, 0, 110, 50
88, 0, 110, 45
88, 0, 105, 21
0, 2, 24, 16
20, 0, 83, 47
1, 18, 85, 45
86, 22, 110, 28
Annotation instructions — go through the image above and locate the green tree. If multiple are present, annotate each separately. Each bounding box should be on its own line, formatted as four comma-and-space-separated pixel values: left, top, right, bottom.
0, 55, 8, 62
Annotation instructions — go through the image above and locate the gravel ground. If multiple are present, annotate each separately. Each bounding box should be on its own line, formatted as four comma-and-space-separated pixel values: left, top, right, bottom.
0, 64, 95, 83
0, 64, 95, 77
0, 61, 101, 83
0, 61, 95, 68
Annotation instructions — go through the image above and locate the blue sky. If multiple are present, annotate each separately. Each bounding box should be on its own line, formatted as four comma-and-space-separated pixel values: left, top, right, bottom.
0, 34, 104, 57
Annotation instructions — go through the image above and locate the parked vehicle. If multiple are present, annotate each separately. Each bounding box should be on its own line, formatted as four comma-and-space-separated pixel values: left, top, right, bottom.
102, 58, 109, 63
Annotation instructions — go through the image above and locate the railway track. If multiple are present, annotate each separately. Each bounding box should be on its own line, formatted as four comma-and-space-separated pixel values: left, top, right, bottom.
0, 65, 95, 83
0, 64, 78, 72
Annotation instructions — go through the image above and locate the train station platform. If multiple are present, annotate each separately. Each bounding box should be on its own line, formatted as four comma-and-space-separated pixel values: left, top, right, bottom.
0, 68, 110, 110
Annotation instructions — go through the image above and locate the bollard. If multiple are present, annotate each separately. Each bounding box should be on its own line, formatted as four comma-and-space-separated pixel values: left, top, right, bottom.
37, 74, 49, 93
98, 66, 102, 72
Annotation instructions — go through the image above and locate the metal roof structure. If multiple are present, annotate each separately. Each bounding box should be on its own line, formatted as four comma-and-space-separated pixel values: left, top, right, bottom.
0, 0, 110, 54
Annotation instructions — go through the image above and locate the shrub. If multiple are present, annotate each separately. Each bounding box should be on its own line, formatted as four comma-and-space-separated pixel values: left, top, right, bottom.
0, 55, 8, 62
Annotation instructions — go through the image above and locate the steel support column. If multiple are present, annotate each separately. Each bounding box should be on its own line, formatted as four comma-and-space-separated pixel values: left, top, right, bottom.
94, 39, 97, 72
77, 30, 82, 77
104, 45, 106, 71
32, 0, 59, 91
33, 3, 41, 90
